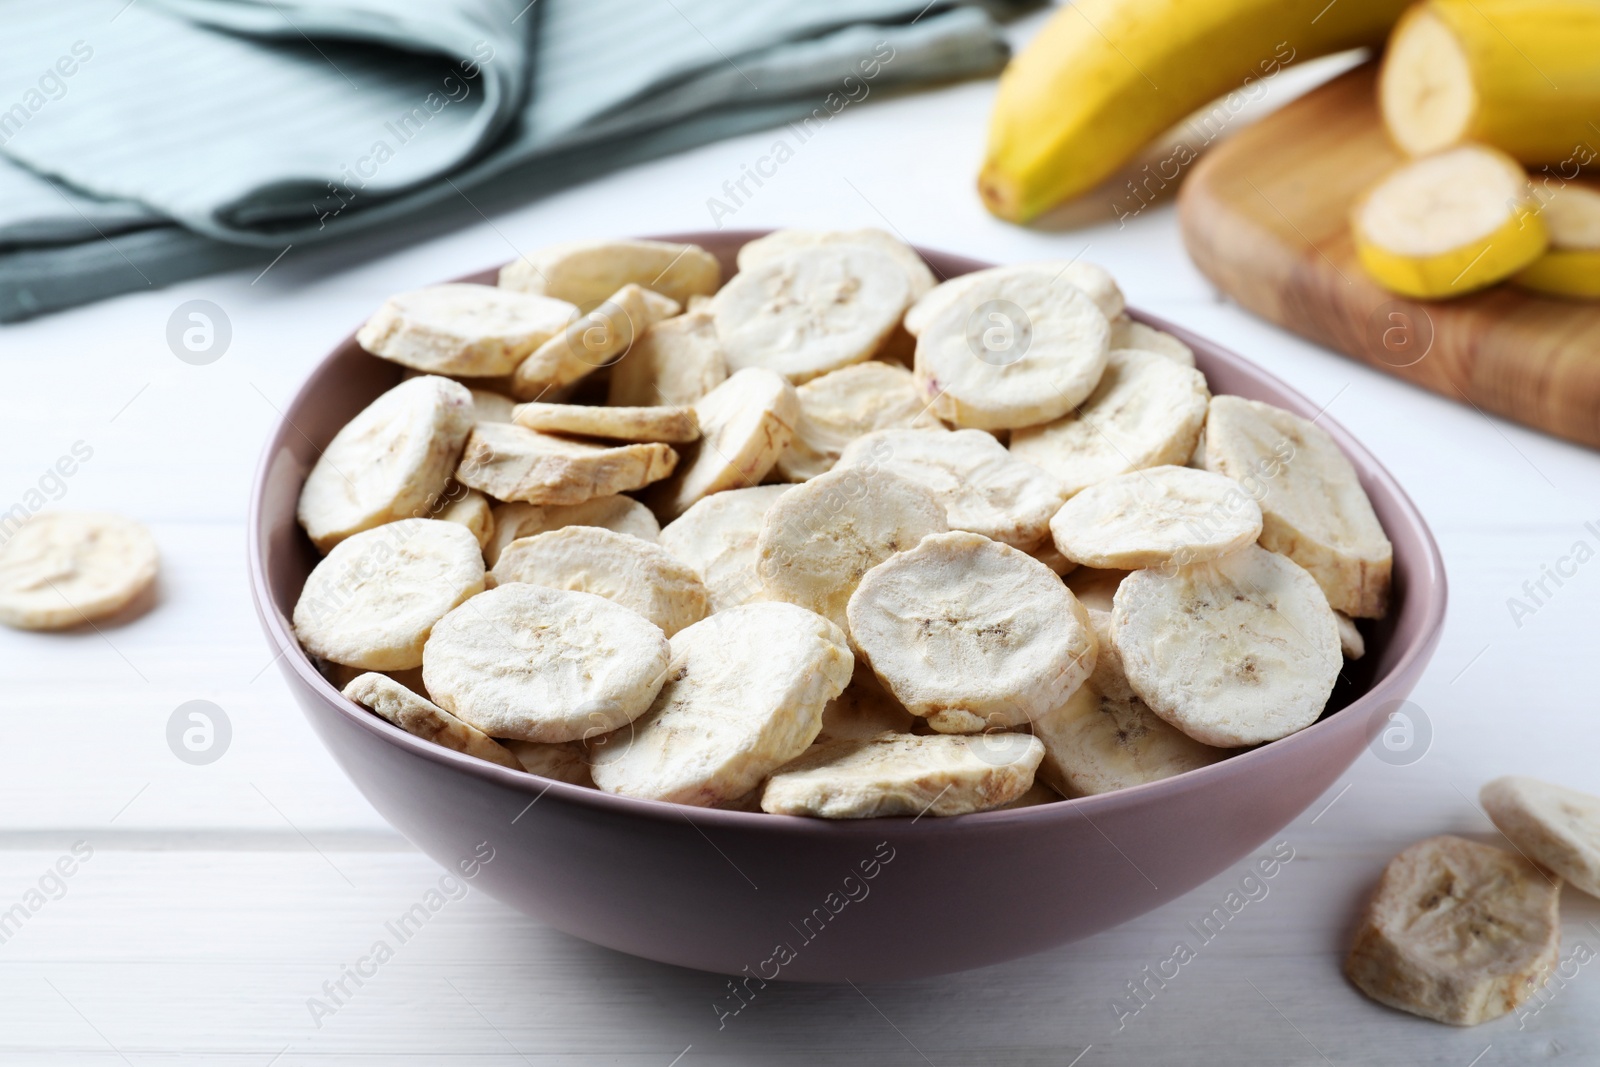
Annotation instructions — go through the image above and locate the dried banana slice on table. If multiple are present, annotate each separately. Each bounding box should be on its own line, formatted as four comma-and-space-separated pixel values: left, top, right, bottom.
498, 238, 721, 309
1048, 466, 1263, 570
486, 496, 658, 566
342, 671, 520, 769
356, 284, 575, 377
1481, 775, 1600, 899
775, 361, 944, 482
0, 511, 159, 631
454, 422, 676, 505
658, 484, 792, 613
589, 602, 854, 806
646, 368, 798, 520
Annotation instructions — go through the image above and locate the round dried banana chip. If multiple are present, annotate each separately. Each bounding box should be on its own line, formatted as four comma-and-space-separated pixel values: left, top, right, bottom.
511, 401, 698, 443
756, 466, 947, 639
658, 484, 792, 613
760, 732, 1044, 818
775, 361, 944, 482
646, 368, 798, 520
848, 531, 1097, 733
509, 283, 679, 400
486, 495, 659, 566
1112, 543, 1340, 748
356, 284, 576, 377
606, 310, 728, 408
835, 428, 1065, 550
298, 375, 475, 553
1204, 396, 1392, 618
1481, 775, 1600, 899
342, 671, 520, 769
1009, 349, 1209, 497
905, 260, 1124, 335
711, 244, 911, 383
455, 422, 677, 506
293, 518, 485, 671
1109, 315, 1195, 366
736, 228, 937, 298
1048, 466, 1263, 569
422, 583, 670, 743
588, 602, 854, 806
491, 525, 710, 636
0, 511, 159, 631
498, 238, 721, 309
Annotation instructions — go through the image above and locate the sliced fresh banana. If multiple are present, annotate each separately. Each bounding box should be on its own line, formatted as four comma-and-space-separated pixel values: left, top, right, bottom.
298, 375, 475, 553
761, 731, 1044, 818
486, 495, 658, 566
606, 309, 728, 407
1481, 775, 1600, 900
294, 519, 485, 671
1109, 314, 1195, 366
736, 228, 937, 298
491, 525, 710, 637
1352, 145, 1546, 298
508, 283, 680, 400
914, 266, 1110, 430
904, 260, 1124, 335
658, 484, 793, 612
816, 664, 918, 743
1204, 396, 1392, 618
1048, 466, 1263, 569
1345, 835, 1561, 1026
756, 466, 947, 639
835, 428, 1066, 550
1112, 543, 1340, 748
511, 401, 698, 443
1335, 611, 1365, 660
498, 238, 721, 309
1009, 348, 1209, 497
588, 602, 854, 806
422, 583, 669, 743
342, 671, 520, 769
645, 368, 799, 521
848, 531, 1097, 733
503, 739, 594, 786
1515, 180, 1600, 299
0, 511, 159, 631
455, 422, 677, 506
356, 284, 576, 377
774, 360, 944, 482
469, 388, 516, 423
428, 482, 494, 551
711, 244, 911, 383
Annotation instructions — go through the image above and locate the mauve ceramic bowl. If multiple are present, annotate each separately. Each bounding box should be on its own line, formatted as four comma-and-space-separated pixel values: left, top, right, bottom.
249, 231, 1446, 982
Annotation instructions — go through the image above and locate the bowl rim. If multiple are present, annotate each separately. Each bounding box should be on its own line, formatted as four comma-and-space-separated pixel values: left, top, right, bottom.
248, 230, 1448, 838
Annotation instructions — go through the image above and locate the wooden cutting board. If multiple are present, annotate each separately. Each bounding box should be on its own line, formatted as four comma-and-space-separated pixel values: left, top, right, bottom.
1178, 62, 1600, 450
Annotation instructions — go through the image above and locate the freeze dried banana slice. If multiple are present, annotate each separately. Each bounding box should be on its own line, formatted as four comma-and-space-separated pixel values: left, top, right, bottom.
0, 511, 159, 631
1204, 395, 1392, 618
503, 740, 594, 786
904, 260, 1124, 335
1335, 611, 1365, 660
455, 422, 676, 506
848, 531, 1097, 733
606, 310, 728, 408
835, 428, 1065, 550
1109, 315, 1195, 367
816, 665, 918, 743
469, 388, 516, 423
775, 361, 944, 482
356, 284, 577, 377
429, 482, 494, 551
1346, 835, 1561, 1026
491, 525, 709, 637
914, 267, 1110, 431
711, 244, 911, 383
736, 228, 937, 298
1481, 775, 1600, 900
1049, 466, 1263, 570
658, 484, 792, 612
294, 519, 485, 671
1031, 615, 1224, 796
509, 283, 680, 400
1009, 349, 1209, 497
298, 375, 475, 553
342, 671, 520, 769
588, 602, 853, 806
761, 732, 1044, 819
487, 495, 658, 566
498, 238, 721, 309
511, 401, 698, 443
756, 466, 947, 638
646, 368, 799, 520
1112, 543, 1340, 748
422, 583, 669, 743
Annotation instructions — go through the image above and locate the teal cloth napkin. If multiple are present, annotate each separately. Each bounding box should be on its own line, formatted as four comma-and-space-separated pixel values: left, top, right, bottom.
0, 0, 1025, 321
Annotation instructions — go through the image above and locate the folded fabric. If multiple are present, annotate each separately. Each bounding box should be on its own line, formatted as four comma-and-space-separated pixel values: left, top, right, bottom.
0, 0, 1027, 322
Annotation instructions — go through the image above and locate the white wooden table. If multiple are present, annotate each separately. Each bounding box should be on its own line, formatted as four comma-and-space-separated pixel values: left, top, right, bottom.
4, 14, 1599, 1064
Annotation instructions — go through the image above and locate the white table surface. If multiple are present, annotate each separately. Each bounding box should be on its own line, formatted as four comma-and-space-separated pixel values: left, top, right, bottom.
4, 11, 1600, 1065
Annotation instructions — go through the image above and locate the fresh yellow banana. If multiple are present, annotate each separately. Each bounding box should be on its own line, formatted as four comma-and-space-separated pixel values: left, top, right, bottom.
978, 0, 1412, 223
1514, 179, 1600, 298
1380, 0, 1600, 164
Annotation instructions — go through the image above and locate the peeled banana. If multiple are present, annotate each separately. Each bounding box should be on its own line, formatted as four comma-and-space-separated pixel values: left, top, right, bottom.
1380, 0, 1600, 164
1515, 179, 1600, 298
979, 0, 1412, 223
